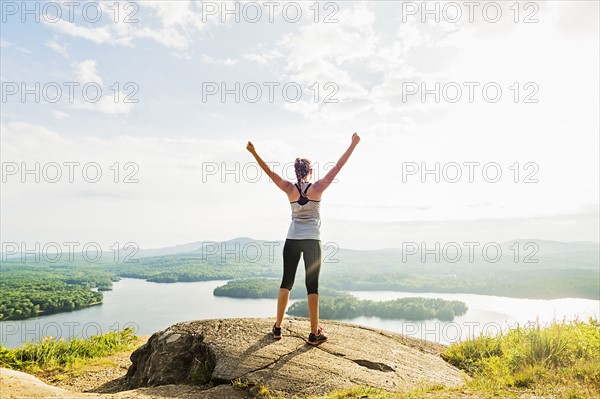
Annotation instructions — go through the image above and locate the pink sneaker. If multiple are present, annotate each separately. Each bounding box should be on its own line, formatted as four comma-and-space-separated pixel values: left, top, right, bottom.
272, 323, 282, 339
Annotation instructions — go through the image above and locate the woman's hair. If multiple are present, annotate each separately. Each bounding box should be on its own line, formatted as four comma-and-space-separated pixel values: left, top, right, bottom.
294, 157, 311, 186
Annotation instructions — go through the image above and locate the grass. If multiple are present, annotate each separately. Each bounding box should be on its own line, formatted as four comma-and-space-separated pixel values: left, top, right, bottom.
311, 386, 393, 398
308, 318, 600, 399
191, 358, 213, 385
442, 317, 600, 395
0, 327, 138, 375
232, 378, 250, 390
232, 379, 287, 399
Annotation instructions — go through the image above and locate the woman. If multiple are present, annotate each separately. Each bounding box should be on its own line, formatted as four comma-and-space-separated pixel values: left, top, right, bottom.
246, 132, 361, 345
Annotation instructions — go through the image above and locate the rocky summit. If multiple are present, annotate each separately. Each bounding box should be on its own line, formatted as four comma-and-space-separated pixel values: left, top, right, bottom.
124, 317, 467, 397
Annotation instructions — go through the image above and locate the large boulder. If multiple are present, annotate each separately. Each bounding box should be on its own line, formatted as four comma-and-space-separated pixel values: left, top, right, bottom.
125, 317, 466, 397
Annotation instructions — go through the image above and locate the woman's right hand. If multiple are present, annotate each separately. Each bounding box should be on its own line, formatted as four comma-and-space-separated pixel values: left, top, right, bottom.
351, 132, 361, 146
246, 141, 256, 154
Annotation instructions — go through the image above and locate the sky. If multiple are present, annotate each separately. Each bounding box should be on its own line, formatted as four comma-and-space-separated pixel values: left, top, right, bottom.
1, 1, 599, 252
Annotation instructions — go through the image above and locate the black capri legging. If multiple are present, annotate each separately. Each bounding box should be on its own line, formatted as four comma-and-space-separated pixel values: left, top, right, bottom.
280, 238, 322, 295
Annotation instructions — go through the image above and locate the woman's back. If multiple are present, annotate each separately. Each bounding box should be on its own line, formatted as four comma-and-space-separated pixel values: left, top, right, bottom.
287, 181, 321, 240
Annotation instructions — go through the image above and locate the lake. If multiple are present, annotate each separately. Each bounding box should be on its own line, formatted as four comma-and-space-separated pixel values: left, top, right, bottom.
342, 290, 600, 344
1, 278, 598, 347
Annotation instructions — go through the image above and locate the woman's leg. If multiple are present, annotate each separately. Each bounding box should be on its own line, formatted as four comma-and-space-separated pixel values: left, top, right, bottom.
276, 239, 301, 327
307, 293, 319, 334
275, 288, 290, 327
303, 240, 322, 335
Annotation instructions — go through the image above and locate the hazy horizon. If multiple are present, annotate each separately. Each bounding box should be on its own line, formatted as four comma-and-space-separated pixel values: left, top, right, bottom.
137, 235, 600, 252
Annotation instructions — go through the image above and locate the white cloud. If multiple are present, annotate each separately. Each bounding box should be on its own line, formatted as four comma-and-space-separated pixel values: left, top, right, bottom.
49, 19, 118, 45
74, 59, 103, 85
0, 122, 251, 247
141, 1, 197, 28
45, 38, 69, 57
73, 93, 134, 115
200, 54, 238, 65
43, 1, 216, 52
0, 38, 32, 53
134, 26, 190, 51
68, 60, 135, 115
243, 50, 283, 66
242, 2, 462, 124
52, 110, 70, 120
0, 122, 73, 156
45, 36, 69, 58
556, 1, 599, 37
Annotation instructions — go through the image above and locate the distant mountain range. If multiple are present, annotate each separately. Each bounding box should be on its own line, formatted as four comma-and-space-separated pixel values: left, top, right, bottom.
133, 237, 597, 256
2, 237, 598, 262
136, 237, 282, 258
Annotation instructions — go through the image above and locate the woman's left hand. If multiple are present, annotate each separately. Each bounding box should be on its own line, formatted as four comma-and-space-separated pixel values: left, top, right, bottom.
246, 141, 256, 153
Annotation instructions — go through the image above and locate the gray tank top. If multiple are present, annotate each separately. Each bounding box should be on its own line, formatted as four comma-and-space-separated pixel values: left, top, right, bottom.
286, 181, 321, 240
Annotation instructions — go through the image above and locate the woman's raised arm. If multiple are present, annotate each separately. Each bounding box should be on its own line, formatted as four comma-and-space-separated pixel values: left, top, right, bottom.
313, 133, 360, 193
246, 141, 294, 194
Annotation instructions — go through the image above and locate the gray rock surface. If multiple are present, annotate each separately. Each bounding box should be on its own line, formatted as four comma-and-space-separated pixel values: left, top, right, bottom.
125, 317, 467, 397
